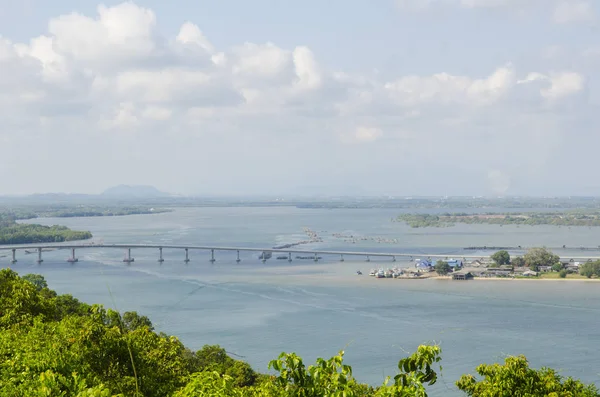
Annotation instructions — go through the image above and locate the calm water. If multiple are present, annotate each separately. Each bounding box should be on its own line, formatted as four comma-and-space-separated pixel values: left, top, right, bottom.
12, 207, 600, 396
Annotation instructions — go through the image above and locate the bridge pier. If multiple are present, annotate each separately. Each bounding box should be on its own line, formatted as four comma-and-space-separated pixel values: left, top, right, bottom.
288, 252, 292, 263
340, 254, 344, 262
184, 248, 190, 263
158, 247, 164, 263
236, 250, 241, 263
261, 251, 267, 263
67, 248, 78, 263
392, 256, 396, 262
123, 248, 134, 264
210, 249, 216, 263
366, 255, 370, 262
37, 247, 43, 264
313, 253, 318, 262
11, 249, 16, 264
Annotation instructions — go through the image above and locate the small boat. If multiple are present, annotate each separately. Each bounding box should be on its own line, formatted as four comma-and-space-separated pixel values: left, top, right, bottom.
369, 269, 376, 276
356, 270, 363, 275
376, 269, 385, 278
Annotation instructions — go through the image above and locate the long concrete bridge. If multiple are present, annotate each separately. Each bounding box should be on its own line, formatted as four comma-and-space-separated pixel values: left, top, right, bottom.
1, 243, 600, 265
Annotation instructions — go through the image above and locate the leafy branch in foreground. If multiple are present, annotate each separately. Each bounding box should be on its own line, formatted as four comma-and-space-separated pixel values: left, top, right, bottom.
0, 269, 598, 397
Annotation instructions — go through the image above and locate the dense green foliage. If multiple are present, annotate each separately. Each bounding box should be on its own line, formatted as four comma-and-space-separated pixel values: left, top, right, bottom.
579, 260, 600, 278
44, 207, 171, 218
512, 256, 526, 267
456, 355, 598, 396
523, 247, 560, 271
1, 269, 598, 397
491, 250, 511, 265
0, 205, 172, 245
0, 206, 170, 220
0, 222, 92, 245
396, 211, 600, 228
395, 214, 454, 228
434, 260, 451, 275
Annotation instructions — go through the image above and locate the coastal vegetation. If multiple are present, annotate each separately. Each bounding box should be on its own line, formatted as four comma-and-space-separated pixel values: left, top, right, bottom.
579, 261, 600, 278
2, 269, 598, 396
523, 247, 560, 271
0, 213, 92, 245
434, 260, 451, 275
0, 205, 170, 220
490, 250, 510, 265
396, 211, 600, 228
0, 204, 170, 245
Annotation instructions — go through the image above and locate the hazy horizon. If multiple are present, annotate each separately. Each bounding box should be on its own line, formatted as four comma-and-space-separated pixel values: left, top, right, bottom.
3, 184, 600, 200
0, 1, 598, 196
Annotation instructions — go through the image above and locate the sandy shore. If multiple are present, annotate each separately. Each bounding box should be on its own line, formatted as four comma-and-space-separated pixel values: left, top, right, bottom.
431, 276, 600, 282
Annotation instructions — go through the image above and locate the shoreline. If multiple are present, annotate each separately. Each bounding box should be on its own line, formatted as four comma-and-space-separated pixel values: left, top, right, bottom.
431, 275, 600, 282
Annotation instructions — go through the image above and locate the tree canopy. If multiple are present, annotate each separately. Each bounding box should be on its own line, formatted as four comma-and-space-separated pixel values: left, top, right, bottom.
579, 261, 600, 278
434, 260, 452, 275
0, 269, 597, 397
456, 355, 598, 396
491, 250, 511, 266
523, 247, 560, 271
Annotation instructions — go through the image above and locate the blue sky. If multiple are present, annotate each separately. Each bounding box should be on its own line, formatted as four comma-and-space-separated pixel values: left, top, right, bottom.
0, 0, 598, 196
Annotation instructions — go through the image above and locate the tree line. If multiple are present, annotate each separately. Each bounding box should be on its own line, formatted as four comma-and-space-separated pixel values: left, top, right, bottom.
396, 212, 600, 228
0, 269, 597, 396
0, 223, 92, 245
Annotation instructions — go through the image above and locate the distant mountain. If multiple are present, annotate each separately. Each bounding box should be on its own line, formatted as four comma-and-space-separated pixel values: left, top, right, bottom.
101, 185, 170, 198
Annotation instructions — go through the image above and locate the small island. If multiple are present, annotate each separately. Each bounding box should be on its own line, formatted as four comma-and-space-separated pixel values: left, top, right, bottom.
0, 214, 92, 245
395, 211, 600, 228
42, 206, 171, 218
0, 204, 170, 245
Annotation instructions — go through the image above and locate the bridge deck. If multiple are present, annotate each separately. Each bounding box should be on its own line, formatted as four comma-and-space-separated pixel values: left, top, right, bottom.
0, 243, 600, 260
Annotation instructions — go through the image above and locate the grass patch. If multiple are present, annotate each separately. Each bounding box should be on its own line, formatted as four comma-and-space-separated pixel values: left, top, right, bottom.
538, 272, 588, 280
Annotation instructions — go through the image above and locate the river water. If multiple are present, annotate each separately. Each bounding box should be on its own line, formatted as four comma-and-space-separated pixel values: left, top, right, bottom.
13, 207, 600, 396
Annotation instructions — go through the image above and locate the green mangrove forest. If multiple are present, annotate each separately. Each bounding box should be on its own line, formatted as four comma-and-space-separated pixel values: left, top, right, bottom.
0, 270, 597, 396
0, 213, 92, 245
0, 205, 172, 245
395, 211, 600, 228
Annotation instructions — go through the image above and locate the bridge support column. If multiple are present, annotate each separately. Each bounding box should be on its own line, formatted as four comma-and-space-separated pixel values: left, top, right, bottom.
11, 249, 16, 264
210, 249, 216, 263
184, 248, 190, 263
37, 247, 43, 264
340, 254, 344, 262
158, 247, 164, 263
261, 251, 267, 263
288, 252, 292, 263
123, 248, 134, 264
366, 255, 370, 262
392, 256, 396, 262
314, 253, 318, 262
236, 250, 241, 263
67, 248, 78, 263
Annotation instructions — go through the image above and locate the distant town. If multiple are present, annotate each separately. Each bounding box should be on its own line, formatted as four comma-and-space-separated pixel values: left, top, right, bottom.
367, 248, 600, 281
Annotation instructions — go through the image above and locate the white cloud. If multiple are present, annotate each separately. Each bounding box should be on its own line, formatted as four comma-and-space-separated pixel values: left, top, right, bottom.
553, 0, 596, 24
176, 22, 214, 53
47, 3, 159, 64
518, 71, 585, 100
0, 2, 593, 195
384, 65, 516, 106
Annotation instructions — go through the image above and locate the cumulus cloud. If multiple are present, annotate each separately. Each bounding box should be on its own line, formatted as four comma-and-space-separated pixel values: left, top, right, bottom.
0, 2, 593, 195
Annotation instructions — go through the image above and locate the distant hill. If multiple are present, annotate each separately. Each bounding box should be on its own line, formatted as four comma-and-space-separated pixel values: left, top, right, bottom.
101, 185, 170, 198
